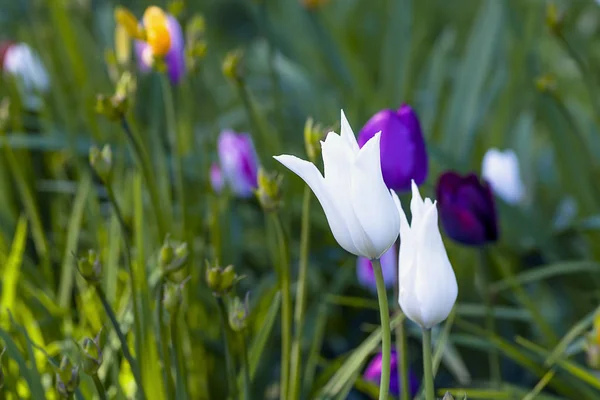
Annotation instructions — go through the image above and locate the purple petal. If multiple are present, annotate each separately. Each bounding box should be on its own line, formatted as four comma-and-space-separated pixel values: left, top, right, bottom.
364, 350, 420, 396
217, 130, 259, 198
357, 106, 428, 192
135, 40, 152, 73
165, 15, 186, 84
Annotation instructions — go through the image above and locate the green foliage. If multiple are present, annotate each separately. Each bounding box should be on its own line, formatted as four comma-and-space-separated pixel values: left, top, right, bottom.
1, 0, 600, 399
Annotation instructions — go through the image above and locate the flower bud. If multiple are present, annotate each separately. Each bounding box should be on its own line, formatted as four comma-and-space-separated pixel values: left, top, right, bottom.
546, 3, 563, 35
56, 356, 80, 398
358, 104, 428, 192
89, 145, 113, 183
78, 249, 102, 284
481, 148, 525, 205
114, 6, 145, 40
222, 49, 244, 81
436, 172, 498, 246
205, 263, 239, 295
217, 130, 259, 198
256, 168, 283, 212
163, 281, 185, 314
303, 117, 324, 162
81, 334, 103, 375
442, 392, 456, 400
228, 294, 250, 332
159, 238, 189, 281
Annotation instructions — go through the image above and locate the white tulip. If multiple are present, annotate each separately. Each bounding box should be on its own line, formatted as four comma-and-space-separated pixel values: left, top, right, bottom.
397, 181, 457, 329
3, 43, 50, 110
481, 148, 525, 205
274, 110, 400, 259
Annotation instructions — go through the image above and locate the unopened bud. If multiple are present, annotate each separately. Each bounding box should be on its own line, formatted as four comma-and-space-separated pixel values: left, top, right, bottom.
163, 279, 189, 314
303, 117, 325, 162
222, 49, 244, 82
256, 168, 283, 212
546, 3, 564, 35
205, 262, 239, 295
228, 294, 250, 332
81, 333, 103, 375
442, 392, 456, 400
56, 356, 80, 398
159, 238, 189, 281
78, 249, 102, 284
89, 145, 113, 183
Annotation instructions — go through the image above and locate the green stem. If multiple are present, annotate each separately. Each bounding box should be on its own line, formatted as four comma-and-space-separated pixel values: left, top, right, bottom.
421, 328, 434, 400
96, 286, 146, 400
120, 117, 169, 239
371, 258, 391, 400
160, 75, 187, 236
270, 213, 291, 399
478, 249, 501, 386
92, 374, 107, 400
157, 282, 175, 399
240, 332, 252, 400
396, 314, 410, 400
217, 297, 237, 398
105, 183, 142, 360
170, 306, 189, 399
289, 186, 311, 400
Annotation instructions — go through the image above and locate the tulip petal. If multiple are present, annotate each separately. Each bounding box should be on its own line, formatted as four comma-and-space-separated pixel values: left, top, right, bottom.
413, 203, 458, 328
274, 154, 360, 255
350, 132, 400, 258
340, 109, 360, 154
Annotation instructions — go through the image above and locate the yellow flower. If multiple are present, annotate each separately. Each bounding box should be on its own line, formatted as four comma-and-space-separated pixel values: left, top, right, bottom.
143, 6, 171, 56
114, 6, 144, 40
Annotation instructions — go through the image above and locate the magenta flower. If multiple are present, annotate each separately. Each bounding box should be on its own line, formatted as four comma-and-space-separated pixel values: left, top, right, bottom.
436, 171, 498, 246
135, 15, 186, 84
217, 130, 259, 198
356, 244, 397, 292
364, 350, 420, 397
358, 105, 428, 192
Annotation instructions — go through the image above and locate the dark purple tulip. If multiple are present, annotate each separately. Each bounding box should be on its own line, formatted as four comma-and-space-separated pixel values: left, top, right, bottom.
358, 104, 428, 192
364, 350, 420, 397
135, 15, 186, 84
436, 171, 499, 246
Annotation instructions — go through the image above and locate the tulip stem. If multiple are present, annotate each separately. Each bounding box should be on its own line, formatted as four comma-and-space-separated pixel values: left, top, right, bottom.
157, 281, 175, 400
421, 328, 434, 400
217, 297, 237, 398
240, 332, 252, 400
120, 117, 169, 239
170, 306, 189, 398
270, 213, 292, 400
92, 374, 107, 400
289, 186, 311, 400
372, 258, 391, 400
396, 313, 410, 400
478, 249, 501, 387
95, 286, 146, 400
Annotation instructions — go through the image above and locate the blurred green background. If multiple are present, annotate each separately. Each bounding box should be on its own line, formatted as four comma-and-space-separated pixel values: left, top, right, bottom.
2, 0, 600, 399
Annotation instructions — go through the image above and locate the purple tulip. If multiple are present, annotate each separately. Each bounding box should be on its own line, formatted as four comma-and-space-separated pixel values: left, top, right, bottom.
436, 171, 498, 246
358, 105, 428, 192
135, 15, 186, 84
356, 244, 397, 292
217, 130, 259, 198
364, 350, 420, 397
210, 163, 224, 193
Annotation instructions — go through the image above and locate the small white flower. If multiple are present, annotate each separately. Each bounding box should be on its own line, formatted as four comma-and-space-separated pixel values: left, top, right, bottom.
397, 182, 458, 329
274, 110, 400, 259
3, 43, 50, 110
481, 148, 525, 205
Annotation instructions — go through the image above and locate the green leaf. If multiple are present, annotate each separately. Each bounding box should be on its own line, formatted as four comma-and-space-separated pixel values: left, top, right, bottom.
1, 216, 27, 312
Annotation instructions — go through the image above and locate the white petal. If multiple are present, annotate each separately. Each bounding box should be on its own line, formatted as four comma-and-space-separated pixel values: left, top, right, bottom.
273, 155, 360, 255
409, 180, 425, 222
482, 148, 525, 204
413, 202, 458, 328
350, 133, 400, 259
340, 109, 359, 154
